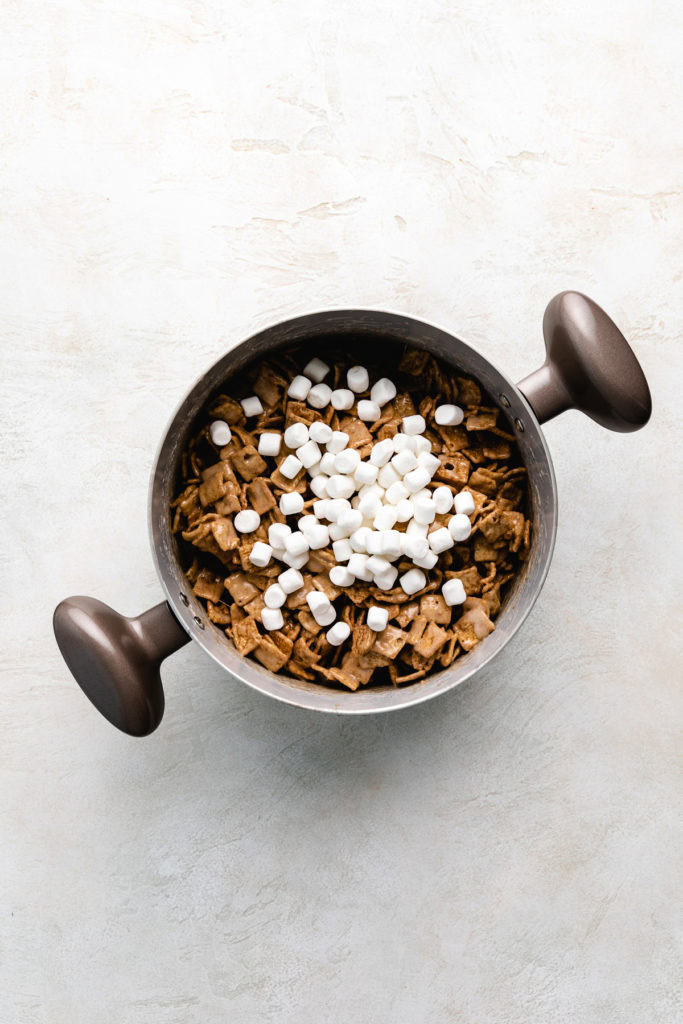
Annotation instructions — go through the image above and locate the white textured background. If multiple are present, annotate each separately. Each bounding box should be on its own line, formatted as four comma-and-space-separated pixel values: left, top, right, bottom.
1, 1, 681, 1021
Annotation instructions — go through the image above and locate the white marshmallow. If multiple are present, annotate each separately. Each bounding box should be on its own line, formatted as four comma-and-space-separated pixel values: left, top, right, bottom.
378, 463, 400, 489
286, 531, 309, 557
249, 541, 272, 568
406, 519, 428, 539
413, 549, 438, 570
264, 583, 286, 608
329, 565, 355, 587
287, 375, 312, 401
313, 498, 331, 519
357, 482, 384, 501
365, 531, 383, 555
309, 421, 333, 444
326, 474, 355, 499
404, 466, 432, 493
391, 449, 418, 476
284, 422, 309, 449
332, 538, 353, 562
241, 396, 263, 418
269, 522, 291, 548
379, 530, 402, 560
443, 578, 467, 606
298, 515, 318, 534
307, 523, 330, 549
374, 505, 398, 531
433, 486, 454, 514
448, 513, 472, 542
350, 527, 371, 552
347, 365, 369, 393
326, 430, 349, 454
234, 509, 260, 533
402, 535, 429, 560
385, 480, 410, 505
402, 414, 426, 435
279, 492, 304, 518
393, 433, 414, 453
278, 567, 304, 593
417, 451, 441, 476
338, 508, 363, 534
326, 498, 351, 522
296, 439, 322, 469
280, 454, 303, 479
348, 552, 373, 581
308, 383, 332, 409
327, 621, 351, 646
374, 565, 399, 590
306, 590, 336, 626
400, 568, 427, 595
330, 388, 354, 411
328, 522, 348, 541
370, 378, 397, 407
283, 550, 308, 569
310, 474, 329, 498
370, 439, 395, 467
209, 420, 232, 447
320, 452, 337, 475
306, 459, 322, 479
428, 527, 454, 554
358, 493, 383, 521
357, 399, 381, 422
335, 448, 361, 474
261, 608, 284, 631
412, 435, 432, 455
354, 461, 378, 486
454, 490, 475, 516
303, 357, 330, 383
366, 555, 391, 576
412, 494, 436, 525
367, 606, 389, 631
435, 404, 464, 426
395, 498, 414, 523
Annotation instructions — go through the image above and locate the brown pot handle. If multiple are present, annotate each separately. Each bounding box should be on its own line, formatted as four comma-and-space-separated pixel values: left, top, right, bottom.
53, 597, 190, 736
517, 291, 652, 429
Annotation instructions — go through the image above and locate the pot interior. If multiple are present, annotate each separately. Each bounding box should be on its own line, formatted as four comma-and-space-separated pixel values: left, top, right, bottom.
150, 311, 557, 713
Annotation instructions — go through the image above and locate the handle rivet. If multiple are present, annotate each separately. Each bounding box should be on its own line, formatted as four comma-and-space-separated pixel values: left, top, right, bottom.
514, 417, 525, 432
179, 592, 189, 606
499, 394, 511, 408
193, 615, 205, 629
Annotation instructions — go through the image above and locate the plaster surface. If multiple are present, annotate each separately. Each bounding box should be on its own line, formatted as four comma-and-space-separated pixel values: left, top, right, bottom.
1, 2, 681, 1021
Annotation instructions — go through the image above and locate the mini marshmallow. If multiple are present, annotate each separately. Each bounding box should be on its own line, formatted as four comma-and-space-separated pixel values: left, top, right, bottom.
298, 515, 319, 534
283, 550, 309, 569
330, 388, 354, 411
286, 531, 309, 557
412, 435, 432, 455
308, 383, 332, 409
338, 508, 363, 534
209, 420, 232, 447
264, 583, 286, 608
313, 498, 331, 519
320, 452, 337, 475
404, 466, 432, 493
348, 553, 373, 581
269, 522, 291, 548
435, 404, 464, 426
326, 498, 351, 522
402, 535, 429, 560
326, 474, 355, 499
350, 527, 371, 552
261, 608, 284, 631
357, 483, 384, 502
327, 621, 351, 646
306, 590, 336, 626
326, 431, 349, 454
393, 433, 415, 453
395, 497, 414, 522
454, 490, 475, 516
367, 606, 389, 631
297, 439, 322, 469
366, 555, 391, 577
241, 396, 263, 418
370, 378, 397, 407
433, 486, 454, 514
309, 421, 333, 444
310, 474, 329, 498
370, 439, 395, 467
357, 399, 381, 422
417, 451, 441, 476
284, 422, 309, 449
329, 565, 355, 588
256, 431, 281, 457
278, 567, 304, 594
280, 454, 303, 479
332, 538, 353, 562
402, 414, 426, 435
307, 460, 323, 479
303, 357, 330, 383
328, 522, 348, 541
442, 578, 467, 606
391, 449, 418, 476
234, 509, 260, 533
400, 568, 427, 595
374, 505, 398, 531
412, 494, 436, 525
354, 461, 378, 485
385, 480, 410, 505
448, 513, 472, 542
287, 375, 312, 401
379, 530, 402, 559
365, 531, 383, 555
249, 541, 272, 568
406, 518, 428, 539
413, 549, 438, 570
306, 523, 330, 549
374, 565, 399, 590
335, 448, 361, 474
347, 365, 369, 393
377, 463, 400, 490
428, 527, 454, 554
279, 492, 304, 517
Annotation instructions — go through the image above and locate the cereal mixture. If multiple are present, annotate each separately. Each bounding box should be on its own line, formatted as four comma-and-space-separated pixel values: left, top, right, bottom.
171, 341, 532, 691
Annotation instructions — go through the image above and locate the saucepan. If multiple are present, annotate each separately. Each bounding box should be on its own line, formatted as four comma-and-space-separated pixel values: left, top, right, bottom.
53, 291, 651, 736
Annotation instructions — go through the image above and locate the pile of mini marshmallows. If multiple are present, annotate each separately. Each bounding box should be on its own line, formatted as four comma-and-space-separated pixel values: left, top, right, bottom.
209, 357, 476, 646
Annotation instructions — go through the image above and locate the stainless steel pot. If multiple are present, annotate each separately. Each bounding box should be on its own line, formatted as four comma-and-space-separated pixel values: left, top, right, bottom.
54, 292, 651, 736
